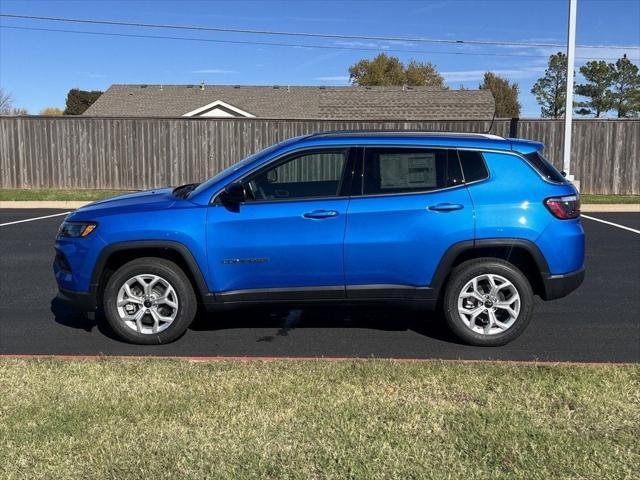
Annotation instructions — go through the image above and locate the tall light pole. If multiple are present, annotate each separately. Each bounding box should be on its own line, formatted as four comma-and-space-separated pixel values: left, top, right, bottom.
563, 0, 577, 181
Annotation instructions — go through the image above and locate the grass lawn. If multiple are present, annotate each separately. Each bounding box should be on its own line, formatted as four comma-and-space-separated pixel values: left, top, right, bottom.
0, 189, 130, 201
0, 359, 638, 480
580, 194, 639, 204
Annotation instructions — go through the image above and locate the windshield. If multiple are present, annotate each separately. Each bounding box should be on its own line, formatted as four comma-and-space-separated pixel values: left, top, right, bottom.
187, 142, 285, 199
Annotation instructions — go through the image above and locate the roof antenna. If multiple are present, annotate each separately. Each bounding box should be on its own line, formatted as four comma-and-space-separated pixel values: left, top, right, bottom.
484, 108, 496, 134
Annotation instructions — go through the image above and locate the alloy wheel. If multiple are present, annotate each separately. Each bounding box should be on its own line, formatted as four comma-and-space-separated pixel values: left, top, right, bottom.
116, 274, 179, 334
457, 273, 520, 335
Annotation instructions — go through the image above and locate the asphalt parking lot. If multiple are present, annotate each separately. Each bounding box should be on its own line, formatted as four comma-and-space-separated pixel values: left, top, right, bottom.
1, 208, 638, 362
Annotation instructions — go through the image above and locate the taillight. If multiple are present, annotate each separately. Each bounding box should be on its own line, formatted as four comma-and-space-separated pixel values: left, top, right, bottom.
544, 195, 580, 219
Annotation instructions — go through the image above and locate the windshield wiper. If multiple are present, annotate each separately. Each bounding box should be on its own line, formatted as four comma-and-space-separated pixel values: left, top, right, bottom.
172, 183, 199, 199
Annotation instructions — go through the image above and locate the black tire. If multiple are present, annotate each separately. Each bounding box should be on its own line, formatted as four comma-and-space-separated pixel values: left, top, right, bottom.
103, 257, 197, 344
443, 258, 534, 346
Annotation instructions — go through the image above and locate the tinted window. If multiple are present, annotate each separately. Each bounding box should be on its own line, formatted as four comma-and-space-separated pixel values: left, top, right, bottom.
524, 151, 566, 183
191, 140, 293, 200
458, 150, 489, 183
363, 148, 462, 195
244, 149, 348, 201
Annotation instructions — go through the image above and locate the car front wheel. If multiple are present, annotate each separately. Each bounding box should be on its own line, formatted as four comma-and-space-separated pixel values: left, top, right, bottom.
103, 257, 197, 344
443, 258, 534, 346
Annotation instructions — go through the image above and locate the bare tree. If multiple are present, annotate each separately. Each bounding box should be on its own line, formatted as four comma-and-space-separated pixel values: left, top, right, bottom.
0, 87, 14, 114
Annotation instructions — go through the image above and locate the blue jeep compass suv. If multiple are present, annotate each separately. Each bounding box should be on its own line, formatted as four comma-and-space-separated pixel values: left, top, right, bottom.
54, 131, 585, 346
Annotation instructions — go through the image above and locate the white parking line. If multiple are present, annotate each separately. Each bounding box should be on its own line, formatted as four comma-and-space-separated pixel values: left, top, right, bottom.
0, 211, 70, 227
582, 214, 640, 234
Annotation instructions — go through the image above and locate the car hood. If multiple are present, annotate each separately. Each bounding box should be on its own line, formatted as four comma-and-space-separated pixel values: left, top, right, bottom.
70, 188, 177, 218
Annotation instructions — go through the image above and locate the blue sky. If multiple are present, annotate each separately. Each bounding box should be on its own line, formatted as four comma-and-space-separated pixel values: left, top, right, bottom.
1, 0, 638, 116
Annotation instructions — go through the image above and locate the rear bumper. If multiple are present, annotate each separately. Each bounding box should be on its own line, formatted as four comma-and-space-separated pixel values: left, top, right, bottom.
540, 267, 585, 300
56, 288, 98, 312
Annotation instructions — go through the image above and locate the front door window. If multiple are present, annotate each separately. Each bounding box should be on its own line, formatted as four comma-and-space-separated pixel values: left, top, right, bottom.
244, 149, 349, 201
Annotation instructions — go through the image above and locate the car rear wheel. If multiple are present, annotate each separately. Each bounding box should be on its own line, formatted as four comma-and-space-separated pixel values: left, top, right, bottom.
103, 257, 197, 344
443, 258, 534, 346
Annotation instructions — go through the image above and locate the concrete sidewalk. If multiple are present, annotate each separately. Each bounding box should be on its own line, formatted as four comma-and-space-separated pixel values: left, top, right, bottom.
2, 201, 639, 212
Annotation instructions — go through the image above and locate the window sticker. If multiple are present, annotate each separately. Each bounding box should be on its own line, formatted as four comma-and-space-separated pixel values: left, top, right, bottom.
379, 153, 437, 189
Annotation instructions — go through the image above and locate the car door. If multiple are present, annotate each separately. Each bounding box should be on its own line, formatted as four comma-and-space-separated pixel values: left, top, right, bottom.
344, 146, 474, 297
206, 147, 354, 300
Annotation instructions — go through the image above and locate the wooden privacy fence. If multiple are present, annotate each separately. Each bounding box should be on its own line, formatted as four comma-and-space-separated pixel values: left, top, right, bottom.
0, 117, 638, 194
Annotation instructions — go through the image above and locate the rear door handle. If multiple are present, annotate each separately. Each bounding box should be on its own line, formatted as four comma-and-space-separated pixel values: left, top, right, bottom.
428, 203, 464, 212
303, 210, 339, 219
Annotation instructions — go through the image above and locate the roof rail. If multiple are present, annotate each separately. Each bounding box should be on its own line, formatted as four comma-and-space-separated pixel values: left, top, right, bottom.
307, 129, 504, 140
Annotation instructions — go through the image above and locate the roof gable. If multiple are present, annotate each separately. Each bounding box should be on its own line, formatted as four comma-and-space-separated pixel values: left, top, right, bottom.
182, 100, 255, 118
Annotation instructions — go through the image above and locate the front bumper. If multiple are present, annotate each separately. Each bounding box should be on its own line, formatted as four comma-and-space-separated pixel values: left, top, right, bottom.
56, 288, 98, 312
540, 267, 585, 300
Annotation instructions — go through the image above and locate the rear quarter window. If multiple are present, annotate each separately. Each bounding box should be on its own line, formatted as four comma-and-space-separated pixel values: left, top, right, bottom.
523, 151, 566, 183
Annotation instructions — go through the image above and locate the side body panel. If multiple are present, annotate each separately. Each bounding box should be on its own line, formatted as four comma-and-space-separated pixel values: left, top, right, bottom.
343, 186, 474, 288
205, 198, 349, 293
469, 151, 584, 274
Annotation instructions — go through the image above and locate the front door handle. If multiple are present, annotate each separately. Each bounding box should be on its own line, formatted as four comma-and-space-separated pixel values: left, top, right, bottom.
303, 210, 339, 219
428, 203, 464, 212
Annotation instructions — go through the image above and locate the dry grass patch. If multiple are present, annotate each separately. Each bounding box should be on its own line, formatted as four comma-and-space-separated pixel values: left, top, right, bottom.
0, 359, 638, 479
0, 189, 130, 201
581, 194, 639, 204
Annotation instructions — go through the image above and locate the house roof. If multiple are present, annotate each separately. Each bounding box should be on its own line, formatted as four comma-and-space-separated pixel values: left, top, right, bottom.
83, 84, 495, 120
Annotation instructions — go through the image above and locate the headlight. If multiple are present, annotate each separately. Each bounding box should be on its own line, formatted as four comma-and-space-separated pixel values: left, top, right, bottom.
58, 221, 97, 238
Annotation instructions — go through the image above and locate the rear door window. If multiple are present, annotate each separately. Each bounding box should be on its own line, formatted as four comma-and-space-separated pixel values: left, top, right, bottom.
362, 148, 463, 195
457, 150, 489, 183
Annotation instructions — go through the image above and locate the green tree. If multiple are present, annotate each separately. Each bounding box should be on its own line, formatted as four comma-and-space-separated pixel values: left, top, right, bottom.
63, 89, 103, 115
479, 72, 521, 117
39, 107, 64, 116
349, 53, 446, 87
531, 52, 568, 118
575, 60, 614, 117
404, 60, 446, 87
609, 55, 640, 118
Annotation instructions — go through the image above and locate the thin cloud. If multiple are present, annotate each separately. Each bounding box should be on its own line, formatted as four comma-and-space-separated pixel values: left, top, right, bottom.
334, 40, 384, 49
385, 40, 418, 48
500, 43, 640, 62
333, 39, 418, 51
442, 67, 545, 82
411, 0, 453, 15
314, 75, 350, 82
575, 46, 640, 62
79, 72, 106, 78
190, 69, 239, 74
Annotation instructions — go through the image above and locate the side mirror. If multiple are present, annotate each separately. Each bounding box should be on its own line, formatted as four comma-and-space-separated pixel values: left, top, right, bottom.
267, 169, 278, 184
561, 171, 567, 177
221, 182, 246, 205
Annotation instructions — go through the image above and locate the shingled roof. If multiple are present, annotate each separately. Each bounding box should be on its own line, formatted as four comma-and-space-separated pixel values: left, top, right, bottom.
83, 84, 495, 120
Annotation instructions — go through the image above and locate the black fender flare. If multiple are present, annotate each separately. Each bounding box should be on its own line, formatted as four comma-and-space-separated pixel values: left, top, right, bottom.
89, 240, 213, 304
429, 238, 551, 293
